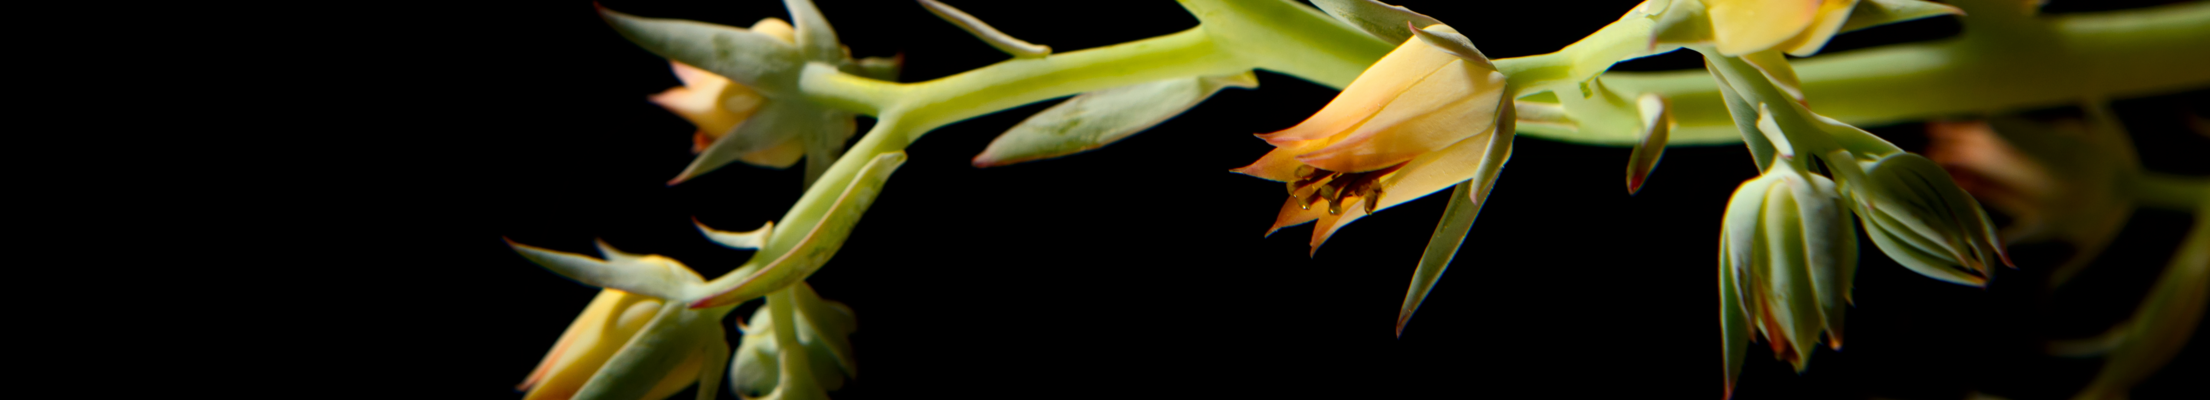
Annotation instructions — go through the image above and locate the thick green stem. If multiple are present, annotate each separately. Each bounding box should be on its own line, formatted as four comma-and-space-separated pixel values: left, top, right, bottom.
2129, 172, 2210, 212
1593, 2, 2210, 145
718, 0, 2210, 293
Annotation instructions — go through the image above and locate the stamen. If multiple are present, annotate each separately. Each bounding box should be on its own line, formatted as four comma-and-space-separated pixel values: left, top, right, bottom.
1364, 189, 1383, 214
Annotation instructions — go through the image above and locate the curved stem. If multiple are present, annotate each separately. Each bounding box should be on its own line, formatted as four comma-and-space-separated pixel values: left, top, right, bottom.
2129, 172, 2210, 213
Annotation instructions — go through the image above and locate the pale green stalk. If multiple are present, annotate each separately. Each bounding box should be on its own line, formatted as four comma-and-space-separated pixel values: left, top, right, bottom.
705, 0, 2210, 295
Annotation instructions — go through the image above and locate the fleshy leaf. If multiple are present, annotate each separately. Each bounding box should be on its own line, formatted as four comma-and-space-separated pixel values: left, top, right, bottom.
694, 152, 910, 308
1839, 0, 1963, 33
1627, 93, 1672, 194
973, 72, 1258, 167
507, 239, 697, 301
599, 7, 806, 96
919, 0, 1050, 57
1310, 0, 1442, 45
700, 220, 775, 250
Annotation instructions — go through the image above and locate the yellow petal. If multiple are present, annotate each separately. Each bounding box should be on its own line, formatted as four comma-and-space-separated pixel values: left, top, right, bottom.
523, 290, 664, 400
668, 61, 730, 91
1373, 127, 1500, 212
750, 18, 796, 43
1267, 196, 1326, 238
1709, 0, 1821, 56
1779, 0, 1859, 57
1256, 33, 1462, 144
1232, 146, 1320, 182
1297, 65, 1504, 172
735, 139, 806, 168
652, 62, 759, 138
1309, 199, 1371, 256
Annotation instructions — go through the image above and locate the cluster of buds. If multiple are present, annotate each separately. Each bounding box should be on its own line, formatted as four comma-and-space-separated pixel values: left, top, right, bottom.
1717, 161, 1855, 387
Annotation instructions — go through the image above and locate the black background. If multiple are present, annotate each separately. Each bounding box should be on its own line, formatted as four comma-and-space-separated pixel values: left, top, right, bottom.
347, 1, 2209, 398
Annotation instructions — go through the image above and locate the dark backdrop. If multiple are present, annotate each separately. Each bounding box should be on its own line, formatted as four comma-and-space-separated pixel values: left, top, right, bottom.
362, 1, 2206, 398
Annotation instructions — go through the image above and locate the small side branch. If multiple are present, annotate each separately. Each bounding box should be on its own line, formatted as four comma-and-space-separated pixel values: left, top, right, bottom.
919, 0, 1050, 58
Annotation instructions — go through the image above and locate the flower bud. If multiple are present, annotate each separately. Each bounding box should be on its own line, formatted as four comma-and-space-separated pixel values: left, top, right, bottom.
516, 290, 706, 400
1854, 152, 2009, 286
1719, 164, 1855, 378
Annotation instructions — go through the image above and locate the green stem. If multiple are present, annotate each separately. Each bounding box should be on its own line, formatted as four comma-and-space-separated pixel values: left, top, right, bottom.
1583, 1, 2210, 145
2129, 172, 2210, 212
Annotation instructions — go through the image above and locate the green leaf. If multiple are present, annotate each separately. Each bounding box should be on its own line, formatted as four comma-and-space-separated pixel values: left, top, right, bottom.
1310, 0, 1442, 46
574, 303, 718, 400
1626, 93, 1671, 194
694, 152, 910, 308
506, 239, 697, 301
972, 72, 1257, 167
599, 7, 806, 97
1840, 0, 1965, 33
919, 0, 1050, 57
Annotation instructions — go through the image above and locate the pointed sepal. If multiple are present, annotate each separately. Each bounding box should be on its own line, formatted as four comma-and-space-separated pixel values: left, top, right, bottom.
1310, 0, 1442, 45
1840, 0, 1964, 33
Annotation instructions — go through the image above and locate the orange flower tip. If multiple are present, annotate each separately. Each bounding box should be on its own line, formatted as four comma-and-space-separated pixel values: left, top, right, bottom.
692, 131, 716, 154
1627, 174, 1647, 195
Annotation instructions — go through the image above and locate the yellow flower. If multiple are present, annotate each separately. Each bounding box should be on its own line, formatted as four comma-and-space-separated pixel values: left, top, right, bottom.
1706, 0, 1857, 56
515, 289, 708, 400
1231, 25, 1510, 254
647, 18, 805, 168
